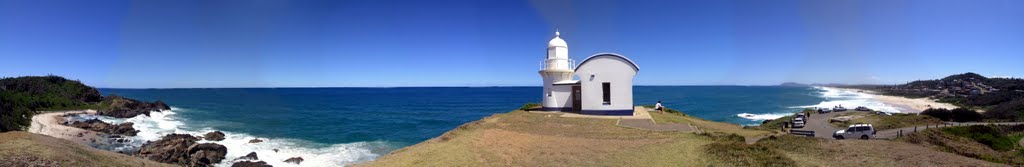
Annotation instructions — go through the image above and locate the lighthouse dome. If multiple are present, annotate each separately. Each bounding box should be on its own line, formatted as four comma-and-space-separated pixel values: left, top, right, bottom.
548, 31, 567, 48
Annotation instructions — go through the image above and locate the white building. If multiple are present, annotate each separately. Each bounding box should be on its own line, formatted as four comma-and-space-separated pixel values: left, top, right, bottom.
538, 31, 639, 115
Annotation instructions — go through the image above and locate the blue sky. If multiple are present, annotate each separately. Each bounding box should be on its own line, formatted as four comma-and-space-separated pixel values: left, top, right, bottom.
1, 0, 1022, 88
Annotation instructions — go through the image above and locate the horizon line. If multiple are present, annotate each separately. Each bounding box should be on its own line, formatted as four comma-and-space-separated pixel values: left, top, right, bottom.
96, 84, 895, 89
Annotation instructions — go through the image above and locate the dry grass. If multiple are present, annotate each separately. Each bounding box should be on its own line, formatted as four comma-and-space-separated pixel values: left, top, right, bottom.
649, 111, 770, 138
361, 108, 1011, 167
900, 127, 1024, 165
830, 112, 944, 130
360, 110, 718, 166
0, 131, 173, 167
758, 135, 1007, 167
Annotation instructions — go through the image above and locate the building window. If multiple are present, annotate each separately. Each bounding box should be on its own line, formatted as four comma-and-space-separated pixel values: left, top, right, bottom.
602, 82, 611, 105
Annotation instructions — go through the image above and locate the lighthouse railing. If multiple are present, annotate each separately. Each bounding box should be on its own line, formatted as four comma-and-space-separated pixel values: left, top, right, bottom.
539, 58, 576, 71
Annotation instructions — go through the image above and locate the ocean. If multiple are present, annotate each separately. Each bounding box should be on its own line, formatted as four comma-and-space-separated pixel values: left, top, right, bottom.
86, 86, 896, 166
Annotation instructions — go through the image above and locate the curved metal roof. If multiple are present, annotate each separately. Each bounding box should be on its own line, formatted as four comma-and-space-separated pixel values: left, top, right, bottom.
575, 53, 639, 72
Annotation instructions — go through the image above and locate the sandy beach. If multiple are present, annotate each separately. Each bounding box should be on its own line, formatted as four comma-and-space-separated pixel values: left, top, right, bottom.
833, 87, 959, 113
27, 110, 103, 145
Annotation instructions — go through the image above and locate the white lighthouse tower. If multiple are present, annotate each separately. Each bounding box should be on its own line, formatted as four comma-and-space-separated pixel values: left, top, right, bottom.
539, 30, 577, 111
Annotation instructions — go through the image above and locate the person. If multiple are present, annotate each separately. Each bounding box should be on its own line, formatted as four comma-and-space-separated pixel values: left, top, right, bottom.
655, 101, 664, 113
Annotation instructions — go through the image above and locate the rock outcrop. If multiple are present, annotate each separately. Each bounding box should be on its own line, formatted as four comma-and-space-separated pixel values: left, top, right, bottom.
66, 118, 139, 136
248, 138, 264, 143
231, 161, 272, 167
283, 157, 304, 164
203, 131, 225, 141
98, 95, 171, 118
238, 152, 258, 160
187, 143, 228, 167
137, 134, 228, 167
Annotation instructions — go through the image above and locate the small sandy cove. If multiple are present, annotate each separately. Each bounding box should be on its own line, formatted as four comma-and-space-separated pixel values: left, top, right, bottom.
27, 110, 102, 145
834, 87, 959, 113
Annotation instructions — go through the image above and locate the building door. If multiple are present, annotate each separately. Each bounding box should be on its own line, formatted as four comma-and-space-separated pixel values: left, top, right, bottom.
572, 85, 582, 112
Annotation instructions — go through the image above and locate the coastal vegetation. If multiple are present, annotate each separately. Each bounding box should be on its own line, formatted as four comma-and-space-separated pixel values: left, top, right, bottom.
0, 76, 169, 132
920, 108, 984, 122
829, 112, 944, 131
901, 125, 1024, 165
1, 76, 103, 131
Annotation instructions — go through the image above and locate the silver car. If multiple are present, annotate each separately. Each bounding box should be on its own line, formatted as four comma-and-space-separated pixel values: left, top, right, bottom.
833, 124, 875, 140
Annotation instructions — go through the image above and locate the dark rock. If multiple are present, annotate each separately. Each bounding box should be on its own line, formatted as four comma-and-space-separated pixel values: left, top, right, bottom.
272, 149, 278, 153
248, 138, 264, 143
136, 134, 206, 166
283, 157, 304, 164
136, 134, 229, 167
67, 119, 139, 136
238, 152, 258, 160
232, 161, 272, 167
98, 95, 171, 118
187, 143, 228, 167
203, 131, 225, 141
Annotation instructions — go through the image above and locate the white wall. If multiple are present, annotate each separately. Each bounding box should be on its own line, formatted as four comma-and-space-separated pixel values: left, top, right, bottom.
540, 71, 575, 110
574, 55, 637, 111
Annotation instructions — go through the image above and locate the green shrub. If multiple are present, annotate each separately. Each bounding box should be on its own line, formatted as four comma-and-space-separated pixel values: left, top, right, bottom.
942, 125, 1019, 151
922, 108, 952, 121
950, 108, 983, 122
0, 76, 103, 132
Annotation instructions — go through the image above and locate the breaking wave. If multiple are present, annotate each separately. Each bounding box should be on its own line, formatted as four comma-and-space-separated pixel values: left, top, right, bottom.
78, 107, 395, 167
735, 112, 791, 121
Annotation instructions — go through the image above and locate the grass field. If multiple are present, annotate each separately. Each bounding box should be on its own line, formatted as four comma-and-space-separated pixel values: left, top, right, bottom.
0, 131, 173, 167
360, 108, 1005, 166
829, 111, 944, 130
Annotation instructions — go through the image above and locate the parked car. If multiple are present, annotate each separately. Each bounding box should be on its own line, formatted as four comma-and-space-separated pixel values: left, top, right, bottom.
854, 106, 872, 111
818, 108, 832, 114
833, 106, 848, 112
833, 124, 875, 140
792, 117, 806, 128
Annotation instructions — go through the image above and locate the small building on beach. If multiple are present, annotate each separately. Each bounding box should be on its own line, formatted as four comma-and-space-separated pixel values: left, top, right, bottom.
538, 31, 639, 115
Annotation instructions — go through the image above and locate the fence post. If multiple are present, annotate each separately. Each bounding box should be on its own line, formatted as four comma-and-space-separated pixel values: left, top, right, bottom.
914, 126, 917, 132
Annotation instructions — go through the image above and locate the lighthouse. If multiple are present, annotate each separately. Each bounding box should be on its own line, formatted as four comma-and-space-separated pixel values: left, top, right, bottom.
539, 30, 577, 111
536, 30, 639, 115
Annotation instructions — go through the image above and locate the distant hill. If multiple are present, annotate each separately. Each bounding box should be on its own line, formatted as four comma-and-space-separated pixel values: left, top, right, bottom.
862, 72, 1024, 120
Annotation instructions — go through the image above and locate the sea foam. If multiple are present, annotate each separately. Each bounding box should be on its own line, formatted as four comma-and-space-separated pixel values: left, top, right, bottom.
735, 112, 791, 121
91, 107, 391, 167
794, 87, 905, 113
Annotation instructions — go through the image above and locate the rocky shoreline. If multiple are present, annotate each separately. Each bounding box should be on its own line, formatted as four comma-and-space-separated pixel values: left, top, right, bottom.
28, 96, 298, 167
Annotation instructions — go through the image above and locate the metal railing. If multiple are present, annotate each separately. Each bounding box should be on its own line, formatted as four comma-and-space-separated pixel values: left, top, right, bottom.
539, 58, 575, 71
